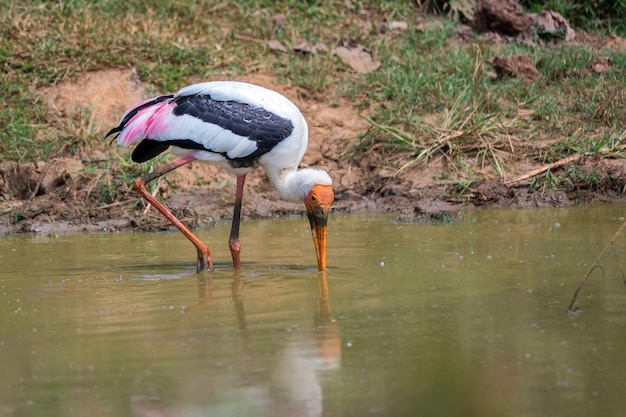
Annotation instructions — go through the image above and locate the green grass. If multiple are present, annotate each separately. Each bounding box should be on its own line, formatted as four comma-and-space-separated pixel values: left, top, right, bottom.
522, 0, 626, 35
1, 0, 626, 195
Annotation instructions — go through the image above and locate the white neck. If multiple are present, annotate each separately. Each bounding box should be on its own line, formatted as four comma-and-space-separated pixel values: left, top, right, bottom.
268, 168, 333, 202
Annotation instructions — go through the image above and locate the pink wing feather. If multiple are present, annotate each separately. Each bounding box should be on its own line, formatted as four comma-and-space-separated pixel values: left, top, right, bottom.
116, 100, 175, 146
105, 95, 176, 146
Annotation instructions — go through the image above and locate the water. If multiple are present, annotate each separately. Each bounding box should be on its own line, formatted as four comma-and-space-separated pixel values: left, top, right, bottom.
1, 207, 626, 417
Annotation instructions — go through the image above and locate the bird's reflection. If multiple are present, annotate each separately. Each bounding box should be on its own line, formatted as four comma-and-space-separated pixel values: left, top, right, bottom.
214, 270, 341, 416
230, 270, 255, 358
270, 271, 342, 417
139, 271, 341, 417
313, 272, 341, 371
196, 270, 213, 302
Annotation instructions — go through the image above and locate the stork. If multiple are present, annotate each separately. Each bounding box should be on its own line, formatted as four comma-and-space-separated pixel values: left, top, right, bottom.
105, 81, 334, 272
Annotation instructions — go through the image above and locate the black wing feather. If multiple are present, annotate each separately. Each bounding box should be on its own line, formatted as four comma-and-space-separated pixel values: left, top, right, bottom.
173, 95, 294, 153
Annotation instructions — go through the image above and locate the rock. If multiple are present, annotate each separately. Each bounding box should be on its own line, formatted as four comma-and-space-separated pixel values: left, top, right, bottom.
472, 0, 532, 36
530, 10, 575, 41
488, 55, 540, 80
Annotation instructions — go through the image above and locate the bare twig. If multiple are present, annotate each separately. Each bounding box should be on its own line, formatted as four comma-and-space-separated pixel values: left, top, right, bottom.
568, 216, 626, 312
96, 199, 141, 210
29, 159, 56, 200
503, 154, 584, 187
233, 34, 265, 44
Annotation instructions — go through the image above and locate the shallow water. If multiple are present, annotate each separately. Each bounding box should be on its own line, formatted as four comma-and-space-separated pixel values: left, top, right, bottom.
1, 207, 626, 417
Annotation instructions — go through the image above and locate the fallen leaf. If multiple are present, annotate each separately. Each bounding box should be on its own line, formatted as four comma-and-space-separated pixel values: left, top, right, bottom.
591, 56, 611, 74
270, 13, 286, 28
391, 55, 403, 65
312, 42, 329, 53
267, 39, 287, 52
389, 21, 408, 31
293, 41, 328, 54
333, 44, 381, 73
293, 41, 309, 53
517, 108, 535, 120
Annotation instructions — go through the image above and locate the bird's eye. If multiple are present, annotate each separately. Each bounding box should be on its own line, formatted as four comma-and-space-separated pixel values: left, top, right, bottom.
311, 195, 317, 201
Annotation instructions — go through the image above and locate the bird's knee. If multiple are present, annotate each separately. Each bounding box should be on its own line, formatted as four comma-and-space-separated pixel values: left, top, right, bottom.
229, 239, 241, 253
133, 177, 146, 192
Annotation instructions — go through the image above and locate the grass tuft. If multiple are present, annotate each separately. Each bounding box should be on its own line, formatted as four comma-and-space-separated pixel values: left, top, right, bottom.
355, 46, 517, 180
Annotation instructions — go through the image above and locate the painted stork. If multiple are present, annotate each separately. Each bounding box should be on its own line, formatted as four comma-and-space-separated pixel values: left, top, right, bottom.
105, 81, 334, 273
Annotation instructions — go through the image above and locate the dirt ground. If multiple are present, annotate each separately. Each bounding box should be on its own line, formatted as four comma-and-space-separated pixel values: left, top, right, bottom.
2, 59, 626, 235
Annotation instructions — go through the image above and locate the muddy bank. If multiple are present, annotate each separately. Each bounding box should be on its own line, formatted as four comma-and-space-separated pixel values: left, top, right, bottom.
2, 149, 626, 236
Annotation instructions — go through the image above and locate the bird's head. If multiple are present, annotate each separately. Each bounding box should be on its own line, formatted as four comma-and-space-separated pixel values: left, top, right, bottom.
304, 184, 334, 271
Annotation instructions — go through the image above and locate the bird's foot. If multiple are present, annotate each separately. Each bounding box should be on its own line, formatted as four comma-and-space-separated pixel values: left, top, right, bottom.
196, 247, 214, 273
229, 239, 242, 269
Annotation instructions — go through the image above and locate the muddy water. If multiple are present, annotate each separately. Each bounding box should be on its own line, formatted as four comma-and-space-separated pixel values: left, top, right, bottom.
1, 207, 626, 417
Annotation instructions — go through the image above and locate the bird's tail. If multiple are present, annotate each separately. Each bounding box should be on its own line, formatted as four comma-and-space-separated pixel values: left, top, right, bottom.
105, 95, 174, 145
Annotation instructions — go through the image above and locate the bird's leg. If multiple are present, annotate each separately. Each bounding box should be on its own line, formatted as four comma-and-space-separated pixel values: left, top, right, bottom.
228, 174, 246, 269
133, 155, 214, 273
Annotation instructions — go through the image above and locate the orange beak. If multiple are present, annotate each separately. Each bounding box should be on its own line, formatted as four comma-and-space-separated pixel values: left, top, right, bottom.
305, 185, 334, 271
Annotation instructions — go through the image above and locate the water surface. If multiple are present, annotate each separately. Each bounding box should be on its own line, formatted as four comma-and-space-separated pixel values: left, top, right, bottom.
1, 207, 626, 417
